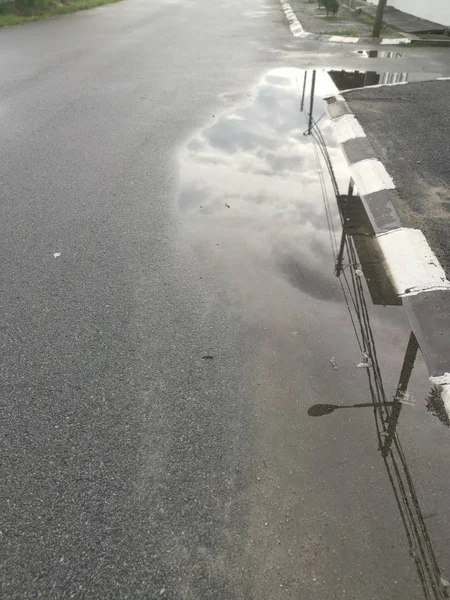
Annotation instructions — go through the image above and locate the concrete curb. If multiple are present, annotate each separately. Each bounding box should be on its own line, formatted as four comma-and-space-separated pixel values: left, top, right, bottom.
323, 87, 450, 386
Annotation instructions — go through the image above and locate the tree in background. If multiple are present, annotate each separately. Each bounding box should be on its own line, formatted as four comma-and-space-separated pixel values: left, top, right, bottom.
322, 0, 339, 17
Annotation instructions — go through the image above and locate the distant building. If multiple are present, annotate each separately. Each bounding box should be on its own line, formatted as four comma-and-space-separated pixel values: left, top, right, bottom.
367, 0, 450, 27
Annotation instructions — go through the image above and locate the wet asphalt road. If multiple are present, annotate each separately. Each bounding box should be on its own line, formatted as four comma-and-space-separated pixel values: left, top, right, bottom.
2, 0, 450, 598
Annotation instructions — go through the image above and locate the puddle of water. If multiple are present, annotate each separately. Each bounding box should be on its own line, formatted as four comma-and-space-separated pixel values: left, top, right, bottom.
178, 68, 349, 303
178, 68, 450, 599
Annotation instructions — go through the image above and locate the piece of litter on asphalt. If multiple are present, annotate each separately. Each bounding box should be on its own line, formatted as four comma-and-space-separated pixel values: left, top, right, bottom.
160, 588, 166, 595
355, 269, 363, 277
202, 355, 214, 360
329, 357, 338, 370
441, 577, 449, 588
53, 253, 61, 258
357, 362, 371, 369
225, 203, 230, 208
357, 353, 372, 368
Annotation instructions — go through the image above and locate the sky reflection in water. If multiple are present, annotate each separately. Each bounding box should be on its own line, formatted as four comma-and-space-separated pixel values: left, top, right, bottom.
178, 68, 350, 301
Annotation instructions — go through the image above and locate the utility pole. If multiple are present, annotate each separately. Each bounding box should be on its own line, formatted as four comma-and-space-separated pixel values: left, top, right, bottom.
372, 0, 388, 37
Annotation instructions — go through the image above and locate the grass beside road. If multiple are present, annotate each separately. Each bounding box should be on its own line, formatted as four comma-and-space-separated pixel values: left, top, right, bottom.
321, 28, 364, 36
0, 0, 119, 26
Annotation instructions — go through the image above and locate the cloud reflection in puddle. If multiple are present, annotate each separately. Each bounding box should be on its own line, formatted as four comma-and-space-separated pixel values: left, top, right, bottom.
178, 68, 352, 302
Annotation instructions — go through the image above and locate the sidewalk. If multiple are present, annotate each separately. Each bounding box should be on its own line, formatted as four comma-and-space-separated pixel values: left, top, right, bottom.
286, 0, 449, 42
287, 0, 406, 38
324, 79, 450, 381
347, 0, 448, 36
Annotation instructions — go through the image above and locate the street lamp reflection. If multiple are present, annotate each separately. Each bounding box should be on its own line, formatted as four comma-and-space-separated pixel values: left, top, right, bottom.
307, 402, 394, 416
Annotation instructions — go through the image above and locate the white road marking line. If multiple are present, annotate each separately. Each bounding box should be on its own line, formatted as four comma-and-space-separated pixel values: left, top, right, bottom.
329, 36, 360, 43
376, 228, 450, 296
332, 114, 366, 143
349, 158, 396, 195
381, 38, 411, 44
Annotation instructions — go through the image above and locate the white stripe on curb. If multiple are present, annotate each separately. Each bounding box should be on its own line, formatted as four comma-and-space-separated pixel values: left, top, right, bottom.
333, 114, 366, 143
349, 158, 396, 196
377, 228, 450, 296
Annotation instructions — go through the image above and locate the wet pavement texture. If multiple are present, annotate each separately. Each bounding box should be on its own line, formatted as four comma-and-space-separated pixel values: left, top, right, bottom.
2, 0, 450, 597
343, 80, 450, 279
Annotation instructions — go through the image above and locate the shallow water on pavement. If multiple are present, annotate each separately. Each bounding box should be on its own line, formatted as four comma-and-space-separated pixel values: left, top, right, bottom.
177, 68, 450, 599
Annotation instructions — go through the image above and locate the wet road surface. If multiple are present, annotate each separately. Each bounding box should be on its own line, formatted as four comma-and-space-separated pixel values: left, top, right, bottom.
2, 0, 450, 598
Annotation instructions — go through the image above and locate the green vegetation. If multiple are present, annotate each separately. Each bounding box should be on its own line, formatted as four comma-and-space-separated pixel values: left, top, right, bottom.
318, 0, 340, 16
323, 0, 339, 17
0, 0, 119, 26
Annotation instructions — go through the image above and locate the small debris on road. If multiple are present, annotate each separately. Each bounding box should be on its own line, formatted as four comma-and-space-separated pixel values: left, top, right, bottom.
357, 352, 372, 369
225, 203, 230, 208
202, 355, 214, 360
329, 357, 338, 370
53, 253, 61, 258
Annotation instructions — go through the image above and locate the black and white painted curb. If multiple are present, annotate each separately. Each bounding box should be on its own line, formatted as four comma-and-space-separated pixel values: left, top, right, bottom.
280, 0, 412, 45
324, 88, 450, 395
